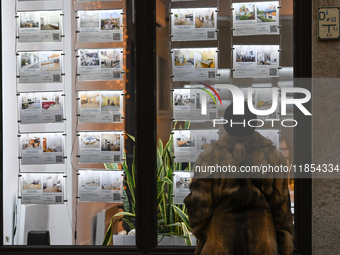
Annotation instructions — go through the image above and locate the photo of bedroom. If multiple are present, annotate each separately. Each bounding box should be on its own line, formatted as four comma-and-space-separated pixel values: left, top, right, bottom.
195, 50, 215, 68
236, 47, 256, 62
42, 134, 62, 153
101, 133, 120, 151
100, 11, 120, 30
80, 50, 99, 66
43, 175, 62, 193
101, 172, 121, 191
40, 11, 59, 30
80, 92, 100, 108
173, 9, 193, 26
40, 53, 60, 71
80, 11, 99, 28
174, 50, 194, 66
100, 50, 120, 68
22, 136, 41, 150
175, 130, 195, 147
41, 93, 61, 111
195, 9, 214, 28
257, 47, 278, 65
21, 53, 40, 69
20, 12, 39, 28
81, 171, 100, 188
101, 93, 120, 111
23, 174, 41, 190
80, 134, 100, 149
21, 94, 41, 110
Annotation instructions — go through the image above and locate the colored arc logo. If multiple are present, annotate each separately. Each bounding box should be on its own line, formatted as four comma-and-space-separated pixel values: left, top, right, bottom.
196, 82, 223, 107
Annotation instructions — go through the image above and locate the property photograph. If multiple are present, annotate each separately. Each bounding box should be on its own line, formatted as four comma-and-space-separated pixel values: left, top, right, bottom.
41, 93, 61, 111
43, 175, 62, 193
101, 133, 120, 151
100, 93, 120, 111
40, 11, 60, 30
174, 92, 194, 106
176, 175, 191, 189
256, 2, 277, 22
21, 94, 41, 110
80, 50, 99, 66
23, 174, 41, 190
195, 50, 215, 68
196, 134, 215, 150
254, 88, 274, 110
174, 50, 194, 66
175, 131, 195, 147
173, 9, 193, 26
100, 11, 120, 30
21, 53, 40, 69
22, 136, 41, 150
234, 3, 255, 21
80, 171, 100, 188
100, 50, 120, 68
80, 92, 100, 108
236, 47, 256, 62
195, 93, 216, 109
80, 11, 99, 28
195, 9, 214, 28
257, 46, 278, 65
101, 172, 121, 191
80, 134, 100, 149
42, 135, 62, 153
40, 53, 60, 71
20, 12, 39, 28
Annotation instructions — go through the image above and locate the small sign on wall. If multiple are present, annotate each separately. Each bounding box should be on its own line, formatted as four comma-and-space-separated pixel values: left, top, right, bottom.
318, 7, 340, 40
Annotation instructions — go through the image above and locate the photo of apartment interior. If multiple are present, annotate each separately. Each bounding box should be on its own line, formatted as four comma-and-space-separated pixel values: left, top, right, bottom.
41, 94, 61, 111
40, 53, 60, 71
101, 173, 121, 190
20, 12, 39, 28
174, 93, 194, 106
101, 134, 120, 151
22, 94, 40, 109
81, 93, 100, 108
100, 50, 120, 68
257, 47, 278, 65
195, 50, 215, 68
21, 53, 39, 69
80, 51, 99, 66
81, 172, 100, 188
176, 176, 191, 188
235, 4, 255, 20
40, 12, 59, 30
80, 11, 99, 28
22, 136, 41, 150
100, 12, 120, 30
101, 94, 120, 111
196, 135, 214, 150
255, 89, 273, 110
176, 131, 195, 147
43, 175, 62, 193
174, 50, 194, 66
174, 10, 193, 25
23, 174, 41, 190
257, 4, 277, 22
236, 48, 256, 62
81, 135, 100, 148
195, 93, 216, 109
42, 135, 62, 153
195, 10, 214, 28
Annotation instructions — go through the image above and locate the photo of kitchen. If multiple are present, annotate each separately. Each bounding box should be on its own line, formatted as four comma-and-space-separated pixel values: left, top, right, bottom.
195, 49, 215, 68
80, 92, 100, 108
40, 53, 60, 71
101, 133, 120, 151
100, 93, 120, 111
43, 175, 62, 193
21, 93, 41, 110
22, 135, 41, 150
100, 50, 120, 68
20, 12, 39, 28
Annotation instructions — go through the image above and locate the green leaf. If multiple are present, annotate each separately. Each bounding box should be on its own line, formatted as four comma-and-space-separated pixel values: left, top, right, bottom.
172, 204, 190, 230
127, 133, 135, 142
181, 222, 192, 246
184, 121, 190, 129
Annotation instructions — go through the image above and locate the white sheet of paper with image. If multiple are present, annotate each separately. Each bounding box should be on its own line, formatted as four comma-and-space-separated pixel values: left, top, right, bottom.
173, 171, 192, 204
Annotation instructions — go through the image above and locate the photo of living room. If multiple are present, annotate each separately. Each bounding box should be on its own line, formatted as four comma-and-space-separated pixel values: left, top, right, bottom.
101, 93, 120, 111
256, 2, 277, 23
101, 133, 120, 151
42, 134, 62, 153
40, 11, 59, 30
100, 50, 120, 68
40, 53, 60, 71
174, 50, 194, 66
100, 11, 120, 30
195, 9, 214, 28
101, 172, 121, 191
176, 175, 191, 189
20, 12, 39, 28
80, 134, 100, 149
80, 50, 99, 66
41, 93, 61, 111
175, 130, 195, 147
174, 92, 194, 106
23, 174, 41, 190
80, 11, 99, 28
80, 92, 100, 108
234, 3, 255, 21
236, 47, 256, 62
257, 46, 278, 65
195, 50, 215, 68
22, 136, 41, 150
21, 53, 40, 69
43, 175, 62, 193
81, 171, 100, 188
21, 93, 41, 110
173, 9, 193, 26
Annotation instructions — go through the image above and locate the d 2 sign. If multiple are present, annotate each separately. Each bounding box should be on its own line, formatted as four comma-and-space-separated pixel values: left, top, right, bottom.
318, 7, 340, 40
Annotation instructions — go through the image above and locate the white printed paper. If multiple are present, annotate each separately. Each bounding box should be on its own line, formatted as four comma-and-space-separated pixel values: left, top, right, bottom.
171, 8, 217, 41
78, 10, 123, 43
20, 133, 64, 165
21, 173, 64, 204
173, 129, 219, 163
79, 170, 123, 202
233, 45, 279, 78
17, 10, 62, 43
79, 91, 123, 123
257, 129, 280, 150
20, 92, 63, 124
173, 171, 192, 204
78, 131, 124, 164
173, 88, 218, 121
18, 51, 62, 83
172, 48, 218, 81
232, 2, 280, 36
78, 49, 123, 81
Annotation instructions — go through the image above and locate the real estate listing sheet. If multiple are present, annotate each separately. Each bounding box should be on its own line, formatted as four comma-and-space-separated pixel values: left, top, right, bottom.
173, 171, 192, 204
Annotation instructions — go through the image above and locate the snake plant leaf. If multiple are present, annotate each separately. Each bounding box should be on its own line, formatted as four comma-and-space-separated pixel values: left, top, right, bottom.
121, 217, 135, 230
165, 223, 181, 227
127, 133, 135, 142
184, 121, 190, 129
172, 204, 190, 230
158, 139, 163, 156
157, 177, 172, 185
181, 222, 192, 246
